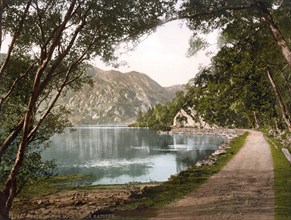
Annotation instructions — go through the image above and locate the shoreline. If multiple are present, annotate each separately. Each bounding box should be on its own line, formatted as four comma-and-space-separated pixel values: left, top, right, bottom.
12, 128, 246, 219
167, 127, 246, 167
166, 127, 246, 167
160, 127, 245, 141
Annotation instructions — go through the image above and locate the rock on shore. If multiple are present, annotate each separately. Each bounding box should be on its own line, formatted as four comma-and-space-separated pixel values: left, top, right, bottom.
166, 127, 245, 167
168, 127, 245, 141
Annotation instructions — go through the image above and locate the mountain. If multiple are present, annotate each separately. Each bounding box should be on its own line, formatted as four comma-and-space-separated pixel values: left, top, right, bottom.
165, 84, 185, 95
64, 67, 184, 125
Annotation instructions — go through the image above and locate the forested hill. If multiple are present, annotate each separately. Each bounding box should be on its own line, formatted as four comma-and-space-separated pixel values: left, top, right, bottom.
62, 67, 184, 125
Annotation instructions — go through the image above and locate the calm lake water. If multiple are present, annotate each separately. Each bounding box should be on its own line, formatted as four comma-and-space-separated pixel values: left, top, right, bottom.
42, 126, 225, 185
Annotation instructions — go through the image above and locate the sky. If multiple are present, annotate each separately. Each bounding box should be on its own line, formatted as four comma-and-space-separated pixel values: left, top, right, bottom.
1, 20, 218, 87
94, 20, 218, 87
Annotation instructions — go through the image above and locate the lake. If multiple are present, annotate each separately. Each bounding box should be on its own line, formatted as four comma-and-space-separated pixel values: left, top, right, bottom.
42, 126, 226, 185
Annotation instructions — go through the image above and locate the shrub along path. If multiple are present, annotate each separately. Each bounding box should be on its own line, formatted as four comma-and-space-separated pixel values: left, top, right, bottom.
152, 130, 275, 220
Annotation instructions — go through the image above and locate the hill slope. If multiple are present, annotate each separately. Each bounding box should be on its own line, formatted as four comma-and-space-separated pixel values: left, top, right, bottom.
64, 68, 183, 125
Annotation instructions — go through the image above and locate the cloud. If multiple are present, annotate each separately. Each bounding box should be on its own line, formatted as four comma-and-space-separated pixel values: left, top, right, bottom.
94, 21, 218, 87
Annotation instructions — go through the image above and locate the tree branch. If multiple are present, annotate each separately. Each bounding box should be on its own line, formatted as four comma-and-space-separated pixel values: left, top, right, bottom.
42, 0, 79, 50
254, 0, 291, 68
0, 0, 7, 51
0, 0, 32, 81
232, 27, 263, 61
0, 118, 24, 159
28, 39, 93, 141
38, 18, 87, 96
0, 61, 37, 111
159, 5, 254, 26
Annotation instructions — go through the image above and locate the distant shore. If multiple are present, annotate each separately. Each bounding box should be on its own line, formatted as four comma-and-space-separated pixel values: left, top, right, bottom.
159, 127, 246, 141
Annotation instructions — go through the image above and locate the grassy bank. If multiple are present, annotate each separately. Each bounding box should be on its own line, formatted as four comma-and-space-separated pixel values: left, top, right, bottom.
267, 136, 291, 220
120, 132, 248, 212
20, 174, 94, 198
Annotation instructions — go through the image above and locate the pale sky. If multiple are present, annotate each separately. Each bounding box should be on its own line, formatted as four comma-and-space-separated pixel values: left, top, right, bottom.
1, 20, 218, 87
94, 20, 218, 87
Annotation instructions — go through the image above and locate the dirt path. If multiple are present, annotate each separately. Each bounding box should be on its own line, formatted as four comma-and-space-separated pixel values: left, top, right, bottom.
152, 130, 275, 220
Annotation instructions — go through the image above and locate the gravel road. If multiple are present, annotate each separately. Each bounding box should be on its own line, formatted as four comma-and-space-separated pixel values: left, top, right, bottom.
152, 130, 275, 220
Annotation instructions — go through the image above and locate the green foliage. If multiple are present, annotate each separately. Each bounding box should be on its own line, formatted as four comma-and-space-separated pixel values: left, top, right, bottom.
187, 36, 209, 57
189, 40, 279, 128
178, 0, 291, 130
138, 0, 291, 130
0, 1, 177, 215
267, 136, 291, 219
133, 91, 186, 130
0, 55, 62, 193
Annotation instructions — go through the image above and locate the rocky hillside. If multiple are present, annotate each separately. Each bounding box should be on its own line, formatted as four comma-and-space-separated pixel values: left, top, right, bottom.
64, 67, 183, 125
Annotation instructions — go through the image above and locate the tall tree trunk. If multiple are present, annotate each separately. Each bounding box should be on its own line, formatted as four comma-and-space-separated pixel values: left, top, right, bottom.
0, 193, 9, 220
0, 100, 34, 219
0, 123, 31, 220
253, 111, 260, 129
267, 69, 291, 132
255, 0, 291, 68
274, 118, 281, 134
0, 179, 16, 220
0, 0, 32, 80
0, 0, 4, 51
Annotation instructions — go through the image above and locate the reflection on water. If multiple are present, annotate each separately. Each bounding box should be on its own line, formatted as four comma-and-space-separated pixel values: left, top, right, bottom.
42, 127, 225, 185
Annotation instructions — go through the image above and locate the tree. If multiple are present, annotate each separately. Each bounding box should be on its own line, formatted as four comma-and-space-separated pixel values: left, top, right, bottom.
174, 0, 291, 67
188, 46, 279, 129
0, 1, 176, 218
133, 0, 291, 132
133, 91, 186, 131
173, 0, 291, 131
136, 0, 290, 131
0, 54, 64, 197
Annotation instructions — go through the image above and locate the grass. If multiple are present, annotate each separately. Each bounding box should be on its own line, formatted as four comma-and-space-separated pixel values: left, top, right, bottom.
267, 136, 291, 220
120, 132, 248, 211
20, 174, 94, 198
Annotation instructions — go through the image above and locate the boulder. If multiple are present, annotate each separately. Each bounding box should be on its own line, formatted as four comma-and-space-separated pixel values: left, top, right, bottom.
212, 149, 226, 156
